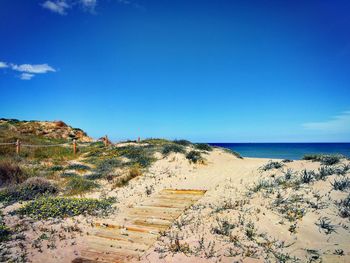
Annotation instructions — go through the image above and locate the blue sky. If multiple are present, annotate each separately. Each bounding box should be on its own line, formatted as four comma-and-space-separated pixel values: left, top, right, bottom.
0, 0, 350, 142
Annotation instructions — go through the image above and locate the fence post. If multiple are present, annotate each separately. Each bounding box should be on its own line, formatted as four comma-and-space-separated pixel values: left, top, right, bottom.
104, 135, 109, 146
138, 137, 140, 143
73, 139, 77, 155
16, 139, 21, 155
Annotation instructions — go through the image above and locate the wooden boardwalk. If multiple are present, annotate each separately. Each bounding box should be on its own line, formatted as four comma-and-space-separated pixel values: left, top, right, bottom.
72, 189, 206, 263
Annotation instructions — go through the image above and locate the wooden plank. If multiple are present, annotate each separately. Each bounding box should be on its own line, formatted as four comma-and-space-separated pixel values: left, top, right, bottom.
73, 189, 206, 263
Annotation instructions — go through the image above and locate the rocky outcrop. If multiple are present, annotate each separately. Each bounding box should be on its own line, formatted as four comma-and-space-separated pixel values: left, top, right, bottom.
0, 119, 93, 142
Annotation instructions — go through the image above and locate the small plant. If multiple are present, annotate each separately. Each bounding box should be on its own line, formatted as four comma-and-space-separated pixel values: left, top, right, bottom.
282, 159, 293, 163
315, 217, 337, 234
283, 169, 294, 180
162, 144, 185, 156
245, 222, 256, 240
0, 214, 11, 242
331, 177, 350, 191
14, 197, 115, 220
259, 161, 284, 171
338, 194, 350, 218
315, 166, 334, 180
211, 218, 236, 236
65, 177, 99, 196
194, 143, 212, 152
300, 169, 314, 184
186, 151, 204, 164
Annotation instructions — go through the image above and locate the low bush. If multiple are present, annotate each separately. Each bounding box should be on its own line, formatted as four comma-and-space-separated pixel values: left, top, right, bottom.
331, 177, 350, 191
259, 161, 284, 171
300, 170, 315, 184
50, 165, 64, 171
14, 197, 115, 220
338, 194, 350, 218
67, 163, 91, 171
173, 140, 192, 146
303, 154, 343, 165
0, 160, 27, 186
0, 177, 58, 205
162, 144, 185, 156
84, 173, 104, 180
186, 151, 204, 164
65, 177, 99, 196
96, 158, 121, 173
194, 143, 213, 151
118, 146, 155, 167
60, 172, 79, 178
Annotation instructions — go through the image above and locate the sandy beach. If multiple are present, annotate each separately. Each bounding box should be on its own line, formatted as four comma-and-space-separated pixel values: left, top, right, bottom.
2, 144, 349, 263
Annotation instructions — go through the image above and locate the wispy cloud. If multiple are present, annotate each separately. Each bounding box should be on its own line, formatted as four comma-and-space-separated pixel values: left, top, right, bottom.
0, 61, 8, 68
41, 0, 142, 15
303, 111, 350, 133
20, 73, 35, 80
0, 60, 56, 80
11, 63, 56, 74
42, 0, 70, 15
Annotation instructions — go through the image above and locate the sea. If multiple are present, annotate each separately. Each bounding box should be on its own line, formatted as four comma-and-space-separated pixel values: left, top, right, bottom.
208, 143, 350, 160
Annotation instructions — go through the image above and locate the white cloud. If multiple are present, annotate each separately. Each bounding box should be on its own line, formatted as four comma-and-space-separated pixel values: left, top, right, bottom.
11, 63, 56, 74
0, 61, 8, 68
20, 73, 35, 80
42, 0, 70, 15
303, 111, 350, 133
80, 0, 97, 12
0, 60, 56, 80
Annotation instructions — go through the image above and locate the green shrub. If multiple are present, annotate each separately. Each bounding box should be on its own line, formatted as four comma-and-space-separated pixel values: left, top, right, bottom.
186, 151, 204, 163
67, 163, 91, 171
60, 172, 79, 178
173, 140, 192, 146
338, 194, 350, 218
65, 177, 99, 196
50, 165, 64, 171
259, 161, 284, 171
162, 144, 185, 155
299, 170, 315, 184
84, 173, 104, 180
14, 197, 115, 220
0, 177, 58, 205
118, 146, 155, 167
0, 160, 27, 186
331, 177, 350, 191
194, 143, 212, 151
303, 154, 344, 165
96, 158, 121, 173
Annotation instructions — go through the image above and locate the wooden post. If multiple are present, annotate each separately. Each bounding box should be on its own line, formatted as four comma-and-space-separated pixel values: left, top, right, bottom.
73, 139, 77, 155
138, 137, 140, 143
104, 135, 109, 146
16, 139, 21, 155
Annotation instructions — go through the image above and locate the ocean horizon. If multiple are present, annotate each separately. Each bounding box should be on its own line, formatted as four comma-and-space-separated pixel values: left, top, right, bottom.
208, 142, 350, 160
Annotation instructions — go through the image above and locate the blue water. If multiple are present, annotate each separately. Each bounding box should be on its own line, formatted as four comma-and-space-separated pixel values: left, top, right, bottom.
208, 143, 350, 160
